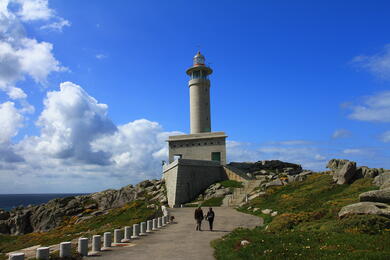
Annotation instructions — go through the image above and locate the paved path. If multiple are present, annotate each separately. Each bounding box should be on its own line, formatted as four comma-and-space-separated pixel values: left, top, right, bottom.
89, 207, 262, 260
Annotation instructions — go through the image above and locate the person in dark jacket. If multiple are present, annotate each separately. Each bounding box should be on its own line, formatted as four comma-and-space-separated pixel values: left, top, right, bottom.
206, 207, 215, 231
194, 206, 204, 231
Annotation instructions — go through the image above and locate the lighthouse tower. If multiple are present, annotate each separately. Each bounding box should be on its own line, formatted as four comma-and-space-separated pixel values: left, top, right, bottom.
186, 52, 213, 133
164, 51, 228, 207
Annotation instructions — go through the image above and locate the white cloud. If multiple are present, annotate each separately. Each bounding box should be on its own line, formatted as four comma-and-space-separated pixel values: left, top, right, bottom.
0, 82, 181, 192
15, 0, 53, 21
22, 82, 117, 164
95, 54, 107, 59
40, 17, 70, 32
0, 101, 23, 143
343, 148, 362, 154
347, 91, 390, 122
0, 0, 67, 118
332, 129, 351, 139
0, 101, 25, 163
380, 131, 390, 143
352, 44, 390, 80
268, 140, 312, 145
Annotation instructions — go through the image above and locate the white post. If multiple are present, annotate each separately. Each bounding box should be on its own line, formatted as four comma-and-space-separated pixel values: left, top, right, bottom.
157, 217, 162, 228
162, 216, 166, 226
140, 222, 147, 235
146, 220, 152, 232
92, 235, 101, 252
59, 242, 71, 258
103, 232, 112, 249
78, 237, 88, 256
152, 218, 158, 230
8, 253, 24, 260
131, 223, 139, 239
114, 229, 123, 244
36, 247, 50, 259
122, 226, 132, 242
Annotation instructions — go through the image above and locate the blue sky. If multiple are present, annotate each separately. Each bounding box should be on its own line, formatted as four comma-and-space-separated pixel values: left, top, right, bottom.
1, 0, 390, 193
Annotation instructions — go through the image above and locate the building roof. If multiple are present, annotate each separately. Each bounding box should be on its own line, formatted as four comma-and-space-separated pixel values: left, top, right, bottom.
167, 131, 227, 142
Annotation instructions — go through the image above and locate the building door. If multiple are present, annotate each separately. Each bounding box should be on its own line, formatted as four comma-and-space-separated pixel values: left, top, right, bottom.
211, 152, 221, 162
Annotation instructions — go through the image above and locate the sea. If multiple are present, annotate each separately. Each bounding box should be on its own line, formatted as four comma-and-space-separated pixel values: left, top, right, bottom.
0, 193, 89, 211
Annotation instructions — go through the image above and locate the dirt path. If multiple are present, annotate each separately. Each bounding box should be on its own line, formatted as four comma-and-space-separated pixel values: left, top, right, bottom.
88, 207, 262, 260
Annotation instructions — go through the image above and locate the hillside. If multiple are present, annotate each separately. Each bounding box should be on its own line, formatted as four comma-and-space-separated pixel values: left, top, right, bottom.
212, 173, 390, 259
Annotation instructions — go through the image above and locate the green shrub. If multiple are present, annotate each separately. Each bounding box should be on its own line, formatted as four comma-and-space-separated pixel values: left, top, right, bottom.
202, 197, 224, 207
220, 180, 243, 188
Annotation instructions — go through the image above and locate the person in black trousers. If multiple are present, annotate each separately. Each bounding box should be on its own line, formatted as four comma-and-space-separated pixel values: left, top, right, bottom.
194, 206, 204, 231
206, 207, 215, 231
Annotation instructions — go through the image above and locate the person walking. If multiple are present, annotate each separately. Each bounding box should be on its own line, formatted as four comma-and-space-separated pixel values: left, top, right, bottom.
194, 206, 204, 231
206, 207, 215, 231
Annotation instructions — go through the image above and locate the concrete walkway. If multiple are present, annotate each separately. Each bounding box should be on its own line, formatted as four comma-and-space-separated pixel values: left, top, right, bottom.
89, 207, 262, 260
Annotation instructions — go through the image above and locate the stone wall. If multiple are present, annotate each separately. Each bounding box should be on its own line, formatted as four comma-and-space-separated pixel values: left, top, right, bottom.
163, 159, 226, 207
168, 132, 227, 165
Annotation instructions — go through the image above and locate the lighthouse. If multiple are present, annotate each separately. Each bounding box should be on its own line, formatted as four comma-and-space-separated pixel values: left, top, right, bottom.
186, 52, 213, 133
163, 51, 228, 207
166, 51, 227, 165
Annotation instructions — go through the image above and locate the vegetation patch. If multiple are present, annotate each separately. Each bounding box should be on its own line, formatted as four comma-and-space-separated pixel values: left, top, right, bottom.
0, 200, 158, 259
213, 173, 390, 259
219, 180, 243, 188
202, 197, 224, 207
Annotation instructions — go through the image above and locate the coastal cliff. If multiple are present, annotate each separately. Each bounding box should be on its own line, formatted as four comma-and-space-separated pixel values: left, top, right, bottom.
0, 179, 167, 235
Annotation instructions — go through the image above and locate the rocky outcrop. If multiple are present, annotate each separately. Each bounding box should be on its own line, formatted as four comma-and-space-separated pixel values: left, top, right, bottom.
332, 161, 357, 184
359, 189, 390, 204
327, 159, 386, 185
338, 202, 390, 218
228, 160, 303, 177
0, 179, 167, 235
327, 159, 350, 171
195, 183, 232, 201
374, 172, 390, 188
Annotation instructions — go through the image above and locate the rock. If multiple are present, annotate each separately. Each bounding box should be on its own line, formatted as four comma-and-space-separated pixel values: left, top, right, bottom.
327, 159, 350, 171
332, 161, 356, 184
271, 211, 278, 217
381, 182, 390, 190
374, 172, 390, 187
240, 240, 250, 246
248, 193, 260, 201
247, 206, 252, 210
359, 188, 390, 203
0, 177, 166, 235
0, 210, 10, 220
261, 209, 272, 215
338, 202, 390, 218
299, 171, 313, 177
228, 160, 302, 176
253, 208, 259, 212
214, 183, 222, 189
265, 178, 283, 188
91, 210, 105, 216
356, 166, 380, 178
75, 215, 94, 224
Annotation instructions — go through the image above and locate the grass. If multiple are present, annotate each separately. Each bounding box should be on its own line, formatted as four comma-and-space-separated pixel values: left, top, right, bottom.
212, 173, 390, 259
219, 180, 243, 188
0, 200, 159, 259
201, 197, 224, 207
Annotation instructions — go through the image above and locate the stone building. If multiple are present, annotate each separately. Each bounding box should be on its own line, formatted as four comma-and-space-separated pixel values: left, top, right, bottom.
163, 52, 229, 207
